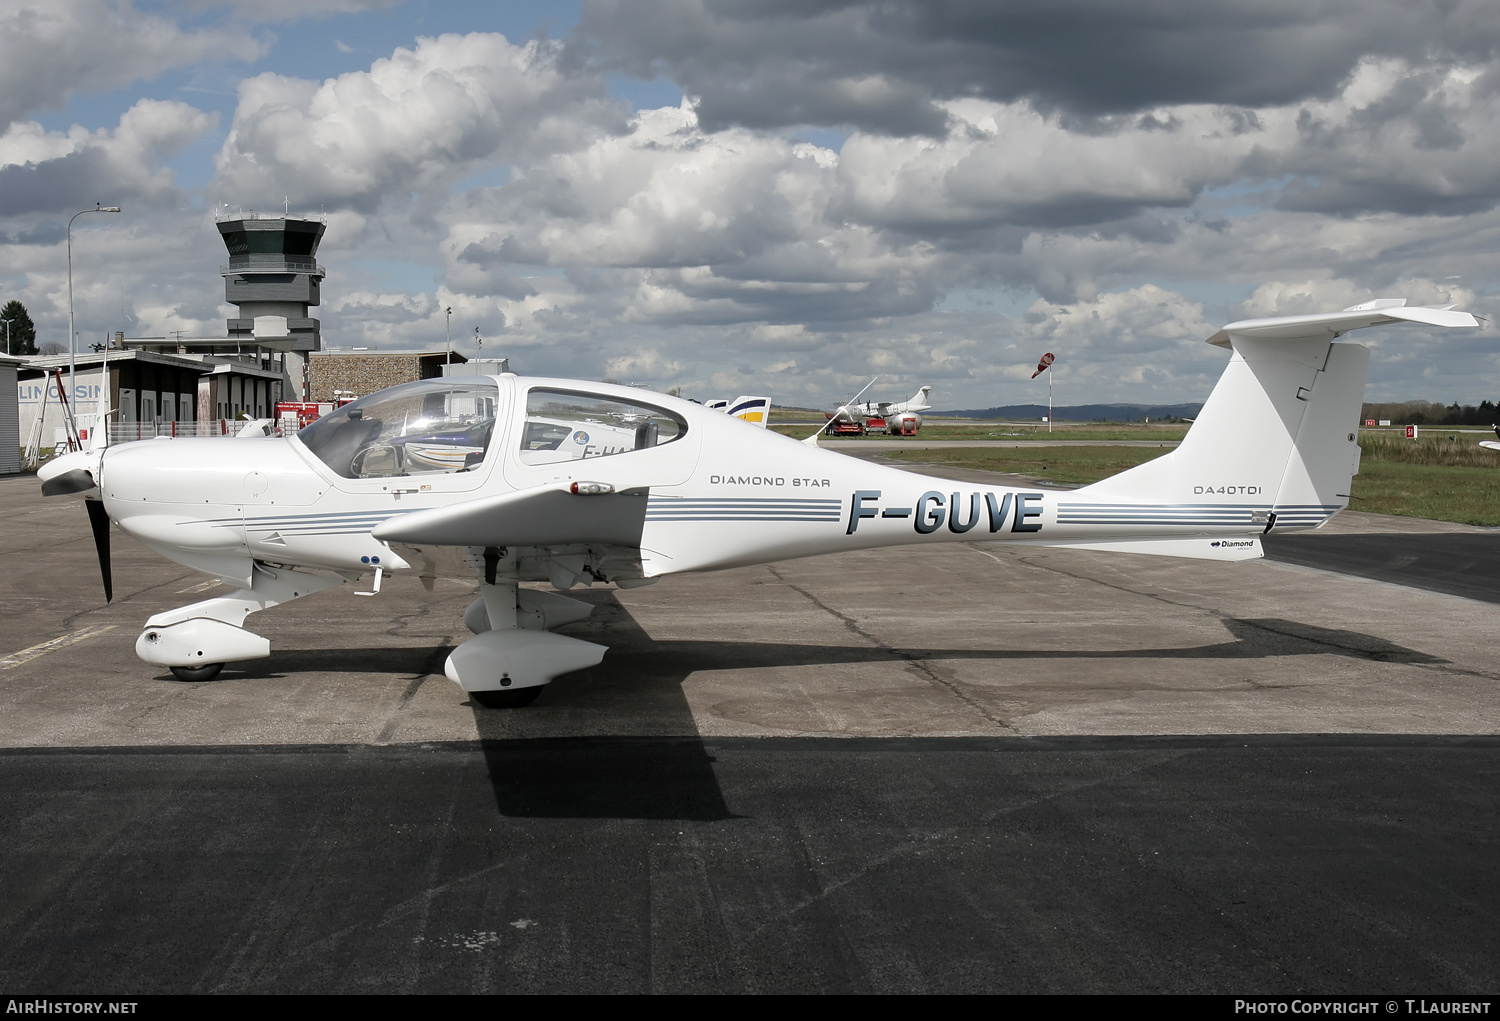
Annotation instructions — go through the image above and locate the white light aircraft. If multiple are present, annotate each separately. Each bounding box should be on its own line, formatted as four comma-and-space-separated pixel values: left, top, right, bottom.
39, 299, 1476, 707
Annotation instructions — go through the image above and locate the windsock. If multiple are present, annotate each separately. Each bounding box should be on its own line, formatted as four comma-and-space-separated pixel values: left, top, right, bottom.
1031, 352, 1055, 379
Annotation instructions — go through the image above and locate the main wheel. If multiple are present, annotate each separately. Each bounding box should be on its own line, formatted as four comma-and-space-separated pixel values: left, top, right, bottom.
470, 686, 544, 709
170, 662, 224, 682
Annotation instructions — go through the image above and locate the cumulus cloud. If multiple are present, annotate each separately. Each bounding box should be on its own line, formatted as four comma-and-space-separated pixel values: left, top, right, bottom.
7, 9, 1500, 410
999, 286, 1220, 394
1269, 60, 1500, 215
0, 100, 217, 217
402, 44, 1500, 405
577, 0, 1500, 134
442, 103, 950, 332
180, 0, 400, 21
431, 56, 1500, 340
0, 1, 263, 130
214, 32, 628, 212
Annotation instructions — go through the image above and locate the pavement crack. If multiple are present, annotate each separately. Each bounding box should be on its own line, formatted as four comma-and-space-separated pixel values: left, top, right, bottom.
764, 564, 1016, 733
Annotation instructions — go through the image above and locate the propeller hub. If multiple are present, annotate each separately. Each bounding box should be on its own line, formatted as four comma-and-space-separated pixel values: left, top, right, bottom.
38, 448, 104, 498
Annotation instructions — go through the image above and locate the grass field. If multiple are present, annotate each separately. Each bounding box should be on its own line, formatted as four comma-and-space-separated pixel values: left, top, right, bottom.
880, 445, 1172, 487
1357, 430, 1500, 468
883, 437, 1500, 526
769, 421, 1191, 442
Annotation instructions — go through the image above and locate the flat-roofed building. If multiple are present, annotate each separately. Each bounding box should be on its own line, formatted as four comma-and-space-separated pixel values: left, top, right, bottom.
17, 350, 284, 447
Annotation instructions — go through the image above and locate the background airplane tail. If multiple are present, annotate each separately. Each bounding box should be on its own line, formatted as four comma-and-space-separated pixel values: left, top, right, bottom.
727, 396, 772, 426
1074, 302, 1475, 530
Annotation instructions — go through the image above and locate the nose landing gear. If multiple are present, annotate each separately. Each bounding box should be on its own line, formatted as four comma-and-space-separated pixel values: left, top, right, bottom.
470, 686, 543, 709
135, 565, 344, 679
170, 663, 225, 683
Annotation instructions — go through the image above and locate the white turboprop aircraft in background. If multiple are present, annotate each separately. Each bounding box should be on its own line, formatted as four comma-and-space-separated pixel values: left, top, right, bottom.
839, 384, 934, 420
824, 382, 933, 434
39, 299, 1476, 706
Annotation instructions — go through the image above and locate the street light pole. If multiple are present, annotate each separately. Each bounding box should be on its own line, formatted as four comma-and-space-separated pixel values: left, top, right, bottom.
1, 318, 11, 356
67, 203, 121, 409
445, 306, 453, 365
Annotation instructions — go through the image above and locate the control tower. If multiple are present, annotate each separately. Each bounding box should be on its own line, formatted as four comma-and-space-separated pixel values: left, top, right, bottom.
217, 215, 325, 351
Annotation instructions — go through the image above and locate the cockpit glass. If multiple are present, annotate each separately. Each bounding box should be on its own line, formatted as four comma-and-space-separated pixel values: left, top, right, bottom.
296, 379, 498, 479
520, 388, 687, 465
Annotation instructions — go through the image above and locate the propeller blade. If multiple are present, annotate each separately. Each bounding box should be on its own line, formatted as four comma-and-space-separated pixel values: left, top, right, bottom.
807, 376, 881, 442
40, 467, 96, 497
84, 499, 113, 603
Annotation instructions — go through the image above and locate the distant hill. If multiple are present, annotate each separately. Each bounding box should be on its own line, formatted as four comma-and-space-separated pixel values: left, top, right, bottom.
939, 402, 1204, 422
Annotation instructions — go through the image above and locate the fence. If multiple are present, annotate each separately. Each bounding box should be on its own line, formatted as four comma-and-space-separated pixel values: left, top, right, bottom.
107, 419, 302, 442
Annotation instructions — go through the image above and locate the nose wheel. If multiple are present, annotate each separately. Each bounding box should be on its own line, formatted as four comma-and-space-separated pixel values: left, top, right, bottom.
169, 663, 225, 683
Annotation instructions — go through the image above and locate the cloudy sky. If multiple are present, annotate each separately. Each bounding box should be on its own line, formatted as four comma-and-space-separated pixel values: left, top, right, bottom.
3, 0, 1499, 410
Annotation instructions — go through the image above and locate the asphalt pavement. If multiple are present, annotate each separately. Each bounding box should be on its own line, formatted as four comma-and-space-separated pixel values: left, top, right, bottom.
3, 735, 1497, 993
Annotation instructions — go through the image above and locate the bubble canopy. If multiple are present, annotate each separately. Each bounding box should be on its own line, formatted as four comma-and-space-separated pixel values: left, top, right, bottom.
296, 379, 499, 479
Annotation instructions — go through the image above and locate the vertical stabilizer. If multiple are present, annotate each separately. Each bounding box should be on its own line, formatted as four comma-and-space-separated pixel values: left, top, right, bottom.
1074, 303, 1471, 531
727, 396, 772, 426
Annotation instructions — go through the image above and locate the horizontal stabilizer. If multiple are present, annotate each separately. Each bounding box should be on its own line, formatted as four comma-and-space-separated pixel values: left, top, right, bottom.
372, 484, 648, 548
1206, 304, 1478, 347
1037, 536, 1263, 562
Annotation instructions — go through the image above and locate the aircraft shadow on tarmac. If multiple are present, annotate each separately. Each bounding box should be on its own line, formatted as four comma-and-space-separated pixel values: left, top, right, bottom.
1265, 532, 1500, 605
175, 592, 1444, 823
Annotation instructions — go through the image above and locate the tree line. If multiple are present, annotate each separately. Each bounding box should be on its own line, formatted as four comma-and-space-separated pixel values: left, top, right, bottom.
1362, 400, 1500, 426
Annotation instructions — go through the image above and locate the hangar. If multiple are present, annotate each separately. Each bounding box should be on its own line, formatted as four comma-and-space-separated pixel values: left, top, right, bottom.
16, 349, 283, 450
0, 352, 20, 474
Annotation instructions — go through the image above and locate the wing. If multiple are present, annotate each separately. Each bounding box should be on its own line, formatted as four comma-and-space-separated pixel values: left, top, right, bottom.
372, 484, 648, 548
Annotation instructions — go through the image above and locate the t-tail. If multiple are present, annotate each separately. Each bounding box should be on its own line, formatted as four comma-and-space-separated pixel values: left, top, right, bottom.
727, 396, 772, 426
1054, 300, 1478, 557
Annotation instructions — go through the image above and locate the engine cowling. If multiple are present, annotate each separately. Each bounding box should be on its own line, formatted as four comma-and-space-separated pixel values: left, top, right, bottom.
887, 412, 922, 435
